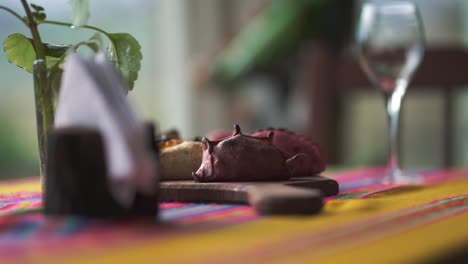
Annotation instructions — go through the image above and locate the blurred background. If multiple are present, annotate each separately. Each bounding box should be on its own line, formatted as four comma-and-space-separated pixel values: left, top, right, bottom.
1, 0, 468, 179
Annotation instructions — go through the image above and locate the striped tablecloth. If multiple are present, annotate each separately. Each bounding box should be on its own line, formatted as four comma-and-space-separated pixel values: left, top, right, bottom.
0, 168, 467, 263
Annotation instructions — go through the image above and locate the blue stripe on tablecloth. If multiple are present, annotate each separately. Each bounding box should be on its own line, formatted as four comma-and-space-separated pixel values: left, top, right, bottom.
160, 204, 243, 222
337, 169, 427, 192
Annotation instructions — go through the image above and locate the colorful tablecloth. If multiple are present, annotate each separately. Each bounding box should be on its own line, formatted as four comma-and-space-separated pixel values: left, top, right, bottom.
0, 168, 467, 263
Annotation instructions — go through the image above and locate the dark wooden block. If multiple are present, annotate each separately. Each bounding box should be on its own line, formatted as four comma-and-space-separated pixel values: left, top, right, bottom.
44, 125, 159, 218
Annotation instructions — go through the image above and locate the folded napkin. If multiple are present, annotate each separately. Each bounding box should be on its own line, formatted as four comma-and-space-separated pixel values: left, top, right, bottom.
55, 53, 157, 208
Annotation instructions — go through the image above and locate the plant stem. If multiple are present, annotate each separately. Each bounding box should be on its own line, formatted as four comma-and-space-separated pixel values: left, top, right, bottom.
19, 0, 53, 181
0, 6, 28, 26
33, 60, 53, 182
42, 20, 110, 36
20, 0, 46, 60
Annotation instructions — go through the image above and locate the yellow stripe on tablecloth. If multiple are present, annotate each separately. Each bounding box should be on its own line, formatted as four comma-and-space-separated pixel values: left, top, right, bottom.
40, 179, 468, 264
0, 179, 41, 195
303, 212, 468, 264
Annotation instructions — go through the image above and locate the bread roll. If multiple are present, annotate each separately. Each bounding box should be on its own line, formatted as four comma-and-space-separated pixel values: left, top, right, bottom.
160, 141, 203, 180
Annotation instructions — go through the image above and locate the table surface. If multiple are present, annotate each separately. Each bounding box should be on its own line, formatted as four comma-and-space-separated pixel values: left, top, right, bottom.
0, 167, 467, 264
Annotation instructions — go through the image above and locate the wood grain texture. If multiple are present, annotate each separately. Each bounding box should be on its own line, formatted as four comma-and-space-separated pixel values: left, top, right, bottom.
160, 176, 338, 215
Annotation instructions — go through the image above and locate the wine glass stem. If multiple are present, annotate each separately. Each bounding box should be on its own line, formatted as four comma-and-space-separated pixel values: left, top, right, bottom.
384, 80, 407, 179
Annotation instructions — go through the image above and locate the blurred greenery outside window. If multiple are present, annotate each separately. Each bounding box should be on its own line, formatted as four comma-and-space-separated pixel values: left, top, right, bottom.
0, 0, 156, 179
1, 0, 468, 179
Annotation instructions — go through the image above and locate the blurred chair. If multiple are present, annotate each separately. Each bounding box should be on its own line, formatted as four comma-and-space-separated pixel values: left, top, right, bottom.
309, 47, 468, 167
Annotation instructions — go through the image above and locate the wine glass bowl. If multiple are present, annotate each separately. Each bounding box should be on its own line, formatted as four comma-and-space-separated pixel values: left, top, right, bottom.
355, 1, 425, 184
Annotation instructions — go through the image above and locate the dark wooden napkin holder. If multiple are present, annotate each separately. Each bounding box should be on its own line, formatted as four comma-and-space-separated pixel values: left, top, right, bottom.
44, 124, 160, 218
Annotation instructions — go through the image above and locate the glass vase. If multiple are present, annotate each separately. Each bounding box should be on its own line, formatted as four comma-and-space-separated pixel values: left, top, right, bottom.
33, 59, 56, 187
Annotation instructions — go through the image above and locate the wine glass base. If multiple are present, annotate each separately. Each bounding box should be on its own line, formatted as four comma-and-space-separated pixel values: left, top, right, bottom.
382, 169, 422, 185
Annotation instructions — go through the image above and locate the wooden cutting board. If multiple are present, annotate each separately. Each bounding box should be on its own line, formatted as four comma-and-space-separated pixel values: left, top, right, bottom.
160, 176, 338, 215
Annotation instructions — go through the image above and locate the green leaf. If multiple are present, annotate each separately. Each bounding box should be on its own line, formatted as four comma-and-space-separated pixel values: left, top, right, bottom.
32, 12, 46, 23
69, 0, 89, 27
107, 33, 142, 90
30, 3, 46, 23
30, 3, 45, 12
43, 43, 71, 58
3, 33, 36, 73
4, 35, 69, 73
45, 56, 62, 69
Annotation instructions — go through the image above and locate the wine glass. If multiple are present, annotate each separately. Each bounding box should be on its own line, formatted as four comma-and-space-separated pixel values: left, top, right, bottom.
355, 1, 425, 184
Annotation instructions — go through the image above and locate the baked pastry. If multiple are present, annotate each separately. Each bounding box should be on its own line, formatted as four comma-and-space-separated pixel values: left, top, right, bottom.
193, 125, 313, 182
160, 140, 203, 180
251, 128, 326, 175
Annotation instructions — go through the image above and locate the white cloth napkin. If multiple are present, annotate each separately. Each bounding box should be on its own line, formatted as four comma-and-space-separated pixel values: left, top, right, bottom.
55, 53, 157, 208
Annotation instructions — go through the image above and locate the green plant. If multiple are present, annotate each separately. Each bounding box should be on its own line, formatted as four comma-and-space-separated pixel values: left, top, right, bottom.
0, 0, 142, 179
